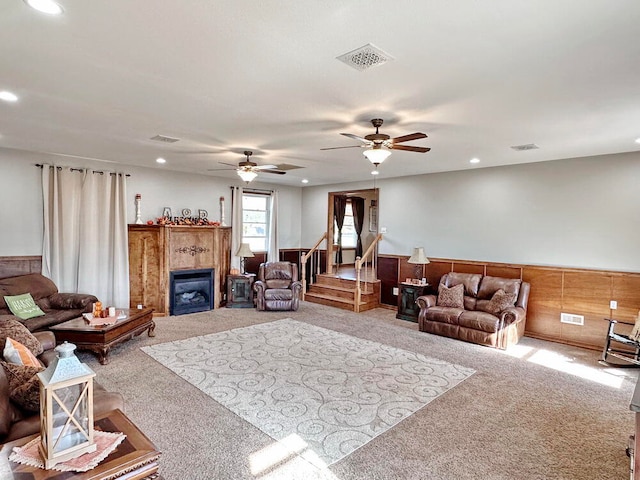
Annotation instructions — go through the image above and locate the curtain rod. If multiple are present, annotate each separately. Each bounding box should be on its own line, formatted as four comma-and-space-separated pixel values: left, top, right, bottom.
229, 185, 274, 194
35, 164, 131, 177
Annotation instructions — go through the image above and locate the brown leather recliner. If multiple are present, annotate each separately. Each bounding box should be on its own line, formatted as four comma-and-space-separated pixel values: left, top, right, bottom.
254, 262, 302, 311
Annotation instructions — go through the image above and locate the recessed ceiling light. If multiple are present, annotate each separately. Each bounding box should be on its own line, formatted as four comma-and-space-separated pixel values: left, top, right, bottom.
156, 157, 166, 164
470, 158, 480, 164
24, 0, 63, 15
301, 179, 309, 184
371, 170, 380, 175
635, 138, 640, 144
0, 91, 18, 102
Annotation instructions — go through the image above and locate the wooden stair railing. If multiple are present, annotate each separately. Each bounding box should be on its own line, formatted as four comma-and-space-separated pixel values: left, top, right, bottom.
354, 233, 383, 313
301, 232, 327, 299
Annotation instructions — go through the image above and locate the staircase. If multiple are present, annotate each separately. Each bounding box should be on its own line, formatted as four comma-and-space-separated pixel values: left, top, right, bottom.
304, 273, 381, 312
301, 232, 383, 313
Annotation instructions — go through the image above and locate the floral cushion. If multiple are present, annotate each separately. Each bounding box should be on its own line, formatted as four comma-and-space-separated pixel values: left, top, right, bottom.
0, 316, 43, 357
0, 361, 44, 412
437, 283, 464, 308
485, 289, 517, 315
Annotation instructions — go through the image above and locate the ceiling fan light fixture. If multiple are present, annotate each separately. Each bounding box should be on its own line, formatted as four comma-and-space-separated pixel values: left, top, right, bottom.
237, 169, 258, 183
363, 147, 391, 165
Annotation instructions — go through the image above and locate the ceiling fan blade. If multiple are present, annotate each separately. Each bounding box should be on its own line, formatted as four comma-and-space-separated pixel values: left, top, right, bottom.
254, 164, 277, 170
391, 132, 428, 143
207, 168, 236, 171
261, 170, 286, 175
219, 161, 238, 167
320, 145, 364, 151
390, 145, 431, 153
340, 133, 370, 144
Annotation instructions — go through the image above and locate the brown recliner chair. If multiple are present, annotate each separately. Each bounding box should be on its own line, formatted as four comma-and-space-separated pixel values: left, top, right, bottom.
254, 262, 302, 311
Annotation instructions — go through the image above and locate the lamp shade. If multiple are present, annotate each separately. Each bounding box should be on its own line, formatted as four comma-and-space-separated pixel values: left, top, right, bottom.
363, 147, 391, 165
407, 247, 429, 265
237, 169, 257, 183
235, 242, 255, 258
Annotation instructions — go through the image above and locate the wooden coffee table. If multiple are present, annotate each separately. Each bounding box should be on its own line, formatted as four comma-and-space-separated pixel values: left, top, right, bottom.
0, 408, 161, 479
50, 307, 155, 365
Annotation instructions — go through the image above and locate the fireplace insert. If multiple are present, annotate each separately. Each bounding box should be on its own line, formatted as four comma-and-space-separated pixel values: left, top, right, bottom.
169, 268, 214, 316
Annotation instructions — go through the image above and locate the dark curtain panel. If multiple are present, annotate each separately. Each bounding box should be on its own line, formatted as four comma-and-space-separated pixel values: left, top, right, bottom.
333, 195, 347, 264
351, 197, 365, 258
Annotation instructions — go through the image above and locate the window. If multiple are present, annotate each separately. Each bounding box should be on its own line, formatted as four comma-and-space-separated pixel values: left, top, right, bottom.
335, 200, 357, 248
242, 193, 270, 252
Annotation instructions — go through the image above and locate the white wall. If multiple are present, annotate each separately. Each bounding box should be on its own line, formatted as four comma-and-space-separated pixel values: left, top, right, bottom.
301, 152, 640, 272
0, 147, 302, 255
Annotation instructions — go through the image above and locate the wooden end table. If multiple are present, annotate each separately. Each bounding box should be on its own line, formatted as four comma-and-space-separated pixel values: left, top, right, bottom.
0, 408, 161, 479
50, 308, 155, 365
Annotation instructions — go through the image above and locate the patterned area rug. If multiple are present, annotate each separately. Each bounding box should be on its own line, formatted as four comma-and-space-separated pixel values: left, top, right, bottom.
141, 319, 474, 467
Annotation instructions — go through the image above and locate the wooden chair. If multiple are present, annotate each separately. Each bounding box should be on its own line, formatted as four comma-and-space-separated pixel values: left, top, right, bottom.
601, 313, 640, 367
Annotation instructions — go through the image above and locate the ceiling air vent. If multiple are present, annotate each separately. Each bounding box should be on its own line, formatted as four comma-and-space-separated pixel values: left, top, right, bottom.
337, 43, 393, 71
510, 143, 539, 151
150, 134, 180, 143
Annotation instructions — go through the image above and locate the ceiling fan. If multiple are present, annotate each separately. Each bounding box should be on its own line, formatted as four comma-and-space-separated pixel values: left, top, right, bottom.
321, 118, 430, 165
208, 150, 286, 183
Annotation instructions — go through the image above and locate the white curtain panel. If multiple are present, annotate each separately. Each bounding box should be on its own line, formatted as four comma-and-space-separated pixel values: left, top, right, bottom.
41, 167, 85, 293
42, 166, 129, 307
267, 190, 279, 262
230, 186, 244, 271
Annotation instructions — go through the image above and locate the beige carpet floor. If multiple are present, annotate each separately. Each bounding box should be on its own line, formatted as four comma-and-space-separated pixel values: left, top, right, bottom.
76, 302, 638, 480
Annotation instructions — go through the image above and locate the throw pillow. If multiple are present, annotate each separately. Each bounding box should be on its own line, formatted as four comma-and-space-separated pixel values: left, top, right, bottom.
4, 338, 40, 367
4, 293, 46, 320
485, 289, 517, 315
437, 283, 464, 308
0, 361, 44, 412
0, 316, 44, 357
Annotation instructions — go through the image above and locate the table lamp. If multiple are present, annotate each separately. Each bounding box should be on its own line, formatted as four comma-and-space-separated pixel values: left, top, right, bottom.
407, 247, 429, 282
236, 243, 254, 274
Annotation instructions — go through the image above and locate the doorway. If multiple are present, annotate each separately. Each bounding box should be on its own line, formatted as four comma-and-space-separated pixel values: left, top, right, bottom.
327, 188, 379, 276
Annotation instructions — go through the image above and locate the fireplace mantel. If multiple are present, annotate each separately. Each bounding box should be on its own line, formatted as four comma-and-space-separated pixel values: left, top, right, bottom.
128, 225, 231, 315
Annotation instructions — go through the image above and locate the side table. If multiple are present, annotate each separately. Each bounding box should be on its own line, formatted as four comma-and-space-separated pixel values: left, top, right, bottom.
0, 408, 161, 479
396, 283, 432, 322
226, 274, 255, 308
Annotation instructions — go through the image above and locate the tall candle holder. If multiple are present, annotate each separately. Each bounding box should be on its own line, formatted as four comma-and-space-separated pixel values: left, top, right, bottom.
135, 194, 143, 224
220, 196, 226, 226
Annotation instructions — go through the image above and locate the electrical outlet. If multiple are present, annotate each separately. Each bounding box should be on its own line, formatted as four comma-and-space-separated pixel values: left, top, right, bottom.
392, 287, 399, 296
380, 227, 387, 233
610, 300, 617, 309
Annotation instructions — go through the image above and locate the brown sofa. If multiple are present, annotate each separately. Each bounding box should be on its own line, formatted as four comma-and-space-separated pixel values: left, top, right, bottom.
0, 273, 97, 332
0, 330, 124, 443
416, 272, 530, 349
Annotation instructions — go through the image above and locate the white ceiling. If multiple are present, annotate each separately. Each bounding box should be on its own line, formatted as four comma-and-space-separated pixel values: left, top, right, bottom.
1, 1, 639, 187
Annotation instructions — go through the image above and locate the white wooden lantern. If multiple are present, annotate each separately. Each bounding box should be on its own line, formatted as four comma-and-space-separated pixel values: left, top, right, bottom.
37, 342, 96, 469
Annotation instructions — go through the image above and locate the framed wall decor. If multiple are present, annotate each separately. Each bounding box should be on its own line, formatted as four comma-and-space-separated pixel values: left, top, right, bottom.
369, 205, 378, 232
162, 207, 172, 218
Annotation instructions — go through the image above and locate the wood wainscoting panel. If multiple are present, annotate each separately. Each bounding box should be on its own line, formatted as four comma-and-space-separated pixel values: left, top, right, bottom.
245, 253, 267, 276
377, 256, 399, 306
452, 262, 485, 275
522, 267, 563, 339
0, 256, 42, 279
486, 265, 522, 279
424, 261, 452, 289
561, 271, 612, 348
612, 274, 640, 322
